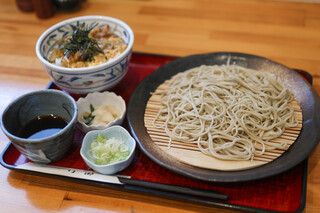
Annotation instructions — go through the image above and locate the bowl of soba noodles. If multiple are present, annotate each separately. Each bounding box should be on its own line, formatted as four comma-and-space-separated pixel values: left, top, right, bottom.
36, 15, 134, 94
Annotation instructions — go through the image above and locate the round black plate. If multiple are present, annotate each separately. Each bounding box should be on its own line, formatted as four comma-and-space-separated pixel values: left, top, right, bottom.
127, 52, 320, 182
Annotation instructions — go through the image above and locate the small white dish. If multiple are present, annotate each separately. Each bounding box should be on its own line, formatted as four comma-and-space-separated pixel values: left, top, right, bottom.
80, 126, 136, 175
77, 91, 126, 133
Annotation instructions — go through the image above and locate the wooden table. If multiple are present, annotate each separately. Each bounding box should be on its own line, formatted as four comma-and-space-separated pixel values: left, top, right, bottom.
0, 0, 319, 212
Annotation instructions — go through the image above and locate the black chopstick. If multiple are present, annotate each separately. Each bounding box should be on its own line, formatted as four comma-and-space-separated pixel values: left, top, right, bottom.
117, 176, 228, 200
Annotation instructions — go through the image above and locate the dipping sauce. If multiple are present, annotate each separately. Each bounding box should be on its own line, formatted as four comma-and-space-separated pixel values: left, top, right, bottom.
18, 114, 68, 139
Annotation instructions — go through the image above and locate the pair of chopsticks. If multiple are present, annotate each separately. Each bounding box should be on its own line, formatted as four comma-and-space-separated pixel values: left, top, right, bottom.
118, 176, 228, 200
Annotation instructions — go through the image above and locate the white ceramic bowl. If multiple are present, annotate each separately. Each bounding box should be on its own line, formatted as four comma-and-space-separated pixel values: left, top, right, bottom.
36, 15, 134, 94
80, 126, 136, 175
77, 91, 126, 133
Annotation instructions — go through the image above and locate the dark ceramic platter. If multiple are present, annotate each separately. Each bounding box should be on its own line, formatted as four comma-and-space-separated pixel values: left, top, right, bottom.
127, 52, 320, 182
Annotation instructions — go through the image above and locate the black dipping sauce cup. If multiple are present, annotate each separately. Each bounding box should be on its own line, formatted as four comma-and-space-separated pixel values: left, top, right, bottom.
1, 89, 78, 164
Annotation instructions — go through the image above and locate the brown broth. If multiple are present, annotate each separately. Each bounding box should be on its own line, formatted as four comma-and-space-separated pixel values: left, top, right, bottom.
18, 114, 68, 139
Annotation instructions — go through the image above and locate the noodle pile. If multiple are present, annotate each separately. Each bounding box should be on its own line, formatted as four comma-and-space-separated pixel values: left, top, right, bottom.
152, 64, 298, 161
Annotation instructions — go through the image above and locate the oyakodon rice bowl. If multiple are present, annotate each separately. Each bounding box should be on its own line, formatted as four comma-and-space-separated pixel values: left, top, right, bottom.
36, 16, 134, 94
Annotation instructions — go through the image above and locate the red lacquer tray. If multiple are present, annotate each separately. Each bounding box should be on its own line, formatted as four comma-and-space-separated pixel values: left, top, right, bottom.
1, 52, 312, 213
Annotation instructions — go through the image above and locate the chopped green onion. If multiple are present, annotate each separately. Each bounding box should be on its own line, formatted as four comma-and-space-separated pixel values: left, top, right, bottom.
87, 134, 130, 165
82, 104, 95, 125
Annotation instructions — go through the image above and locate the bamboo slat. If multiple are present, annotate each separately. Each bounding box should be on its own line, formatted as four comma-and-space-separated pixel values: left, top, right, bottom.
144, 76, 303, 171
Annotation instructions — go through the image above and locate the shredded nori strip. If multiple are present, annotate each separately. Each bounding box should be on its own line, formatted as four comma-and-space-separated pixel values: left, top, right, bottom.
59, 23, 105, 62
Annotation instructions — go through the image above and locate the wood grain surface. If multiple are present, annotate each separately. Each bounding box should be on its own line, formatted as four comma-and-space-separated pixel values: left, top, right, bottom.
0, 0, 320, 212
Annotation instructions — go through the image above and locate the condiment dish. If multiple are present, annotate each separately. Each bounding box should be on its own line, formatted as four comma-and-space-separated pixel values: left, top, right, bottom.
80, 126, 136, 175
77, 91, 126, 133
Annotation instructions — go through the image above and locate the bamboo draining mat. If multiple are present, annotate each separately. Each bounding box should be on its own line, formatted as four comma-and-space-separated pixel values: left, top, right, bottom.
144, 78, 303, 171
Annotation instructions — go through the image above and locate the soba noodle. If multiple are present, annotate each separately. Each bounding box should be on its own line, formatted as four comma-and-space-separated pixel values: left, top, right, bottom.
152, 64, 298, 161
